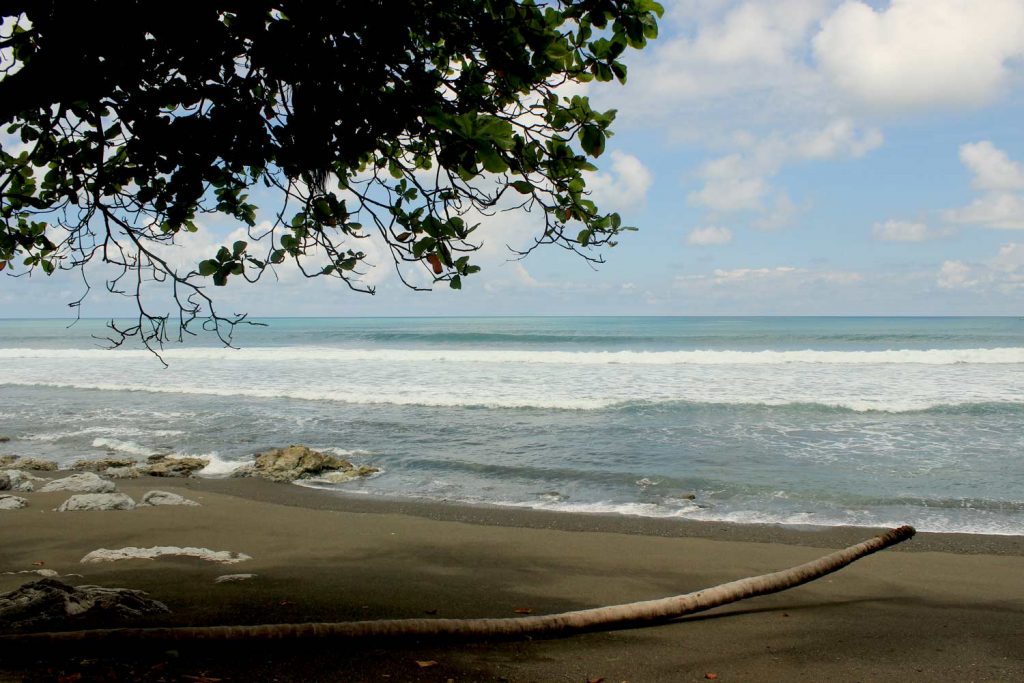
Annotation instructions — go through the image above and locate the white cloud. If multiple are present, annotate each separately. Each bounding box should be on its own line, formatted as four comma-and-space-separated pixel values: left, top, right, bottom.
946, 194, 1024, 230
688, 176, 767, 213
936, 261, 974, 289
959, 141, 1024, 192
711, 266, 798, 281
992, 242, 1024, 271
601, 0, 832, 134
690, 0, 828, 66
511, 262, 541, 288
687, 118, 881, 222
586, 151, 654, 211
814, 0, 1024, 111
754, 193, 803, 230
670, 262, 868, 314
872, 220, 931, 242
793, 118, 883, 160
687, 226, 733, 245
936, 243, 1024, 290
945, 141, 1024, 230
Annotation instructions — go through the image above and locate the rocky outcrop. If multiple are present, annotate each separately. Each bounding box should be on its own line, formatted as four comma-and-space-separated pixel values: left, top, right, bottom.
105, 466, 142, 479
0, 578, 169, 630
142, 455, 209, 477
234, 444, 378, 483
56, 493, 136, 512
40, 472, 116, 494
140, 490, 199, 507
8, 457, 58, 471
80, 546, 251, 564
2, 470, 44, 492
71, 457, 137, 472
0, 494, 28, 510
0, 472, 9, 491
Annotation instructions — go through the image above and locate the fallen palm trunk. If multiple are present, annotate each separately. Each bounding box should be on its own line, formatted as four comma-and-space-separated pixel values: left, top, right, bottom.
1, 525, 915, 643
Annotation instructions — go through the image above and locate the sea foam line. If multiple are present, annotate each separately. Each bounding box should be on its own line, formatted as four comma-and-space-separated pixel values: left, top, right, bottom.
1, 346, 1024, 365
4, 379, 1022, 413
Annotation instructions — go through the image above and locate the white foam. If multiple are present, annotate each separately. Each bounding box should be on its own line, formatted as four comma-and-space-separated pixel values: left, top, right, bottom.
90, 438, 223, 469
214, 573, 256, 583
25, 426, 184, 442
197, 452, 246, 477
6, 380, 612, 410
497, 499, 702, 518
91, 437, 157, 458
8, 376, 1022, 413
80, 546, 251, 564
473, 497, 1024, 536
2, 345, 1023, 365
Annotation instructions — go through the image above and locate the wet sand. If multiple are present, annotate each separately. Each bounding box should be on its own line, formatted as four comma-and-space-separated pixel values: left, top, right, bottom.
1, 475, 1022, 682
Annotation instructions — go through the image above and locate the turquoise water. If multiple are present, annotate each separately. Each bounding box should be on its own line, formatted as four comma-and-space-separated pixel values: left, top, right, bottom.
1, 316, 1023, 534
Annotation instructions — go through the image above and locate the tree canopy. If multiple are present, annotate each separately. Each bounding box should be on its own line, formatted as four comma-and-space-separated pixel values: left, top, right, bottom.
0, 1, 661, 348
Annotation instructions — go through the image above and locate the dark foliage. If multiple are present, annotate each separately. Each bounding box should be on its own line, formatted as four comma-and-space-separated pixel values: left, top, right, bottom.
0, 1, 661, 349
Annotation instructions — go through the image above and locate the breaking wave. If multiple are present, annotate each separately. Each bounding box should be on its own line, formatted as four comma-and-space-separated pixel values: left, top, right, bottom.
2, 345, 1024, 365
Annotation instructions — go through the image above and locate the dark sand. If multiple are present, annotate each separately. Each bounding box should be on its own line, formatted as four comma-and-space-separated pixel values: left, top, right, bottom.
1, 475, 1022, 682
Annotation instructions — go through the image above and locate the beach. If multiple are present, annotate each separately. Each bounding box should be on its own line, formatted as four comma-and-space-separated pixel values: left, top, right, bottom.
2, 474, 1022, 682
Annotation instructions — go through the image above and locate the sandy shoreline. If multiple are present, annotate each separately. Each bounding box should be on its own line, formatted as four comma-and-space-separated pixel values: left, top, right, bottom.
2, 474, 1023, 681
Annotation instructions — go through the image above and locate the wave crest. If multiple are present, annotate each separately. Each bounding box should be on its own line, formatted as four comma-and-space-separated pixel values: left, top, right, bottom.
2, 345, 1024, 365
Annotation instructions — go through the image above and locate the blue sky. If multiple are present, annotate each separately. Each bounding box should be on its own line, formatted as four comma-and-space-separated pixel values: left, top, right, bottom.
4, 0, 1024, 318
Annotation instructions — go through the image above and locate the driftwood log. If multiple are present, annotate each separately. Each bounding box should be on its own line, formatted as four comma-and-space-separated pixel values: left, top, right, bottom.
0, 525, 915, 644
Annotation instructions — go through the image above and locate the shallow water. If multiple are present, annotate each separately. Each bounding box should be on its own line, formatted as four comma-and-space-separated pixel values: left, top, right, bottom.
2, 316, 1022, 534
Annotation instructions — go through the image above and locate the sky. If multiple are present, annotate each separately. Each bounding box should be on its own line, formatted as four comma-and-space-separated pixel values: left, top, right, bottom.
4, 0, 1024, 318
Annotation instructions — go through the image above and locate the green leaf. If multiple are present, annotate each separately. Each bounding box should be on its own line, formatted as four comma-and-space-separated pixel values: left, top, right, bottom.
479, 148, 508, 174
232, 240, 247, 256
198, 259, 219, 276
511, 180, 533, 194
449, 275, 462, 290
580, 125, 605, 157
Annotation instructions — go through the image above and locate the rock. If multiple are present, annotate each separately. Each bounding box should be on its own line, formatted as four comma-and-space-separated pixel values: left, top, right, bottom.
2, 569, 59, 578
142, 456, 209, 477
238, 444, 378, 483
0, 473, 9, 491
0, 578, 169, 630
0, 435, 10, 442
140, 490, 199, 506
105, 466, 142, 479
2, 470, 45, 492
40, 472, 117, 493
0, 455, 19, 467
80, 546, 251, 564
56, 493, 136, 512
0, 494, 28, 510
309, 466, 380, 484
10, 458, 58, 471
214, 573, 256, 583
71, 457, 137, 471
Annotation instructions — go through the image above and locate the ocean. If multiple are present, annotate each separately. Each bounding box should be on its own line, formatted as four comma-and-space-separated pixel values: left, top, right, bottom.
1, 316, 1022, 535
